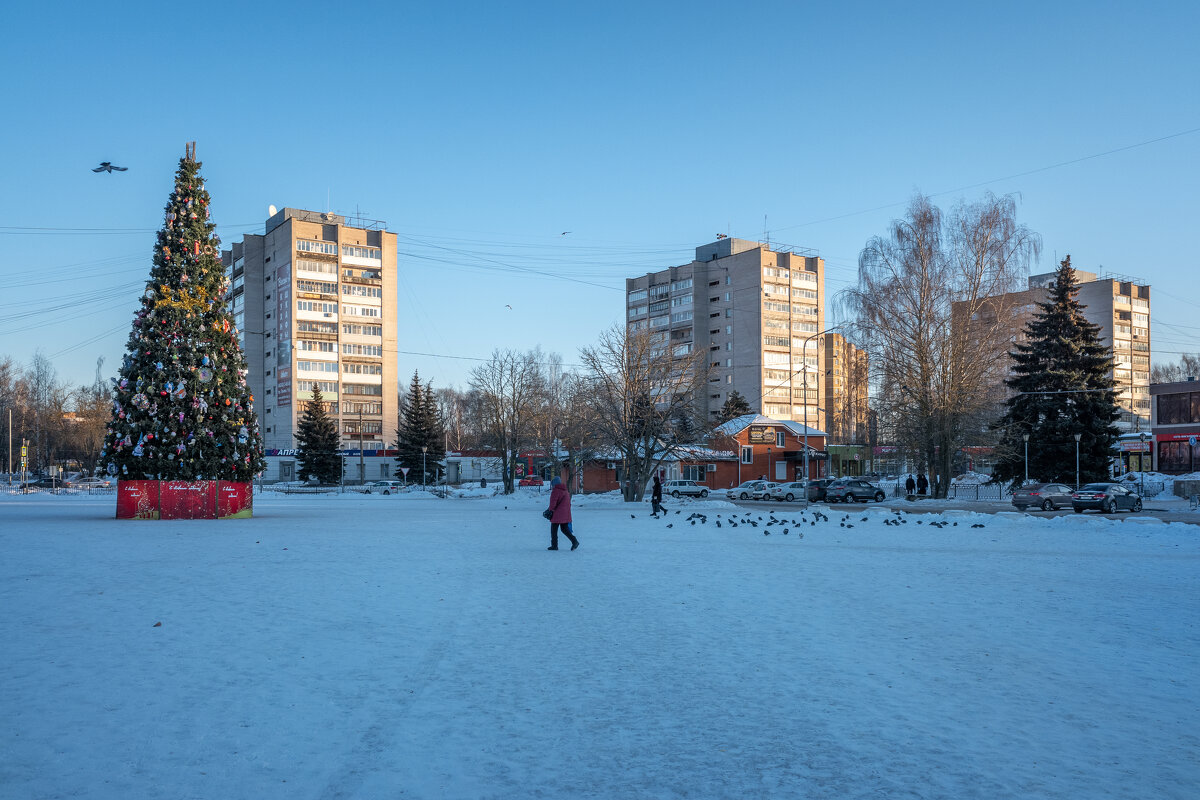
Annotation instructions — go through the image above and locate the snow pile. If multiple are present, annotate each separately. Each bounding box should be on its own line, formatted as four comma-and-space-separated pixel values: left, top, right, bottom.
950, 471, 992, 484
2, 493, 1197, 799
1122, 470, 1200, 499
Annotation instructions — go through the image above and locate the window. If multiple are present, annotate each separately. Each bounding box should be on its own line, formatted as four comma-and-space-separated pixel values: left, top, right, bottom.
344, 420, 383, 435
342, 343, 383, 356
670, 278, 693, 292
776, 431, 786, 447
342, 304, 381, 318
670, 311, 693, 324
297, 360, 339, 373
297, 258, 337, 274
1158, 391, 1200, 425
343, 383, 383, 396
342, 363, 383, 375
297, 300, 338, 314
763, 300, 790, 313
296, 239, 338, 255
650, 316, 669, 328
342, 323, 383, 336
628, 289, 648, 302
671, 295, 693, 307
342, 284, 383, 298
741, 446, 754, 464
726, 375, 732, 384
297, 279, 338, 295
341, 244, 381, 260
342, 401, 384, 415
297, 380, 338, 394
298, 320, 337, 334
297, 340, 337, 353
628, 305, 647, 318
649, 299, 669, 314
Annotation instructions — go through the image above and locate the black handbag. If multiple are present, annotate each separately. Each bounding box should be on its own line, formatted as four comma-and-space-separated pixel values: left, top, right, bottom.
542, 508, 554, 520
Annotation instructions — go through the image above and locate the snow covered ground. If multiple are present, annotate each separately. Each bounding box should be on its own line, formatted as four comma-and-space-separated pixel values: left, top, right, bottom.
2, 491, 1198, 799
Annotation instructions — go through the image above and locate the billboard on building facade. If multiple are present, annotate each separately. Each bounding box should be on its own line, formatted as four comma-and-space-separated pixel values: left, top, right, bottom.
747, 425, 777, 444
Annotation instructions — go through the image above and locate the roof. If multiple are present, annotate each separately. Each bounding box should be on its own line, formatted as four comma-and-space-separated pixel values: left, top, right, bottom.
712, 414, 825, 438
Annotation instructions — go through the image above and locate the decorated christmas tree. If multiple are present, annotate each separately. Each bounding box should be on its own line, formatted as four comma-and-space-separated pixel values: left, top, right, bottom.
101, 143, 265, 482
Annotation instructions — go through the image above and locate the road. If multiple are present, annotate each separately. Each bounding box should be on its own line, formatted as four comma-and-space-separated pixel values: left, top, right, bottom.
723, 496, 1200, 526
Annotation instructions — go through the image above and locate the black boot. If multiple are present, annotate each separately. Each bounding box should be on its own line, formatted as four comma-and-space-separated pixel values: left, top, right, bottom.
547, 545, 558, 550
569, 538, 579, 551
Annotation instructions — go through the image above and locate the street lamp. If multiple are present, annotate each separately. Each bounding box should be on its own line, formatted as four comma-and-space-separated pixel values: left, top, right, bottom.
422, 445, 428, 489
1139, 432, 1147, 497
1023, 434, 1030, 485
1080, 431, 1089, 489
767, 446, 772, 482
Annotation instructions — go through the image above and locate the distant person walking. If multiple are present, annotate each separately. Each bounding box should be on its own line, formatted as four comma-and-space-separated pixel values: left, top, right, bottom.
547, 473, 579, 551
905, 475, 916, 495
917, 473, 929, 495
651, 475, 666, 516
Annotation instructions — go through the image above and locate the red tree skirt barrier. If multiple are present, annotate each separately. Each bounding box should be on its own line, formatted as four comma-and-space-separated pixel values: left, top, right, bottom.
116, 480, 253, 520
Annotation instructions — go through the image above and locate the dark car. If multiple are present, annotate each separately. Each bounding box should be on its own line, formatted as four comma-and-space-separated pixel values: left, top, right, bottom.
1072, 483, 1143, 514
1011, 482, 1075, 511
805, 477, 837, 502
825, 478, 887, 503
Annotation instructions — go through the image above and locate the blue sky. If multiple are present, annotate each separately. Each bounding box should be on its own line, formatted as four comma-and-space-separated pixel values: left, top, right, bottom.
2, 0, 1198, 391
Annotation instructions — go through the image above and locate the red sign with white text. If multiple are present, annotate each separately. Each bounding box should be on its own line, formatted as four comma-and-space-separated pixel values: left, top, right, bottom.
217, 481, 253, 518
160, 481, 217, 520
116, 481, 161, 519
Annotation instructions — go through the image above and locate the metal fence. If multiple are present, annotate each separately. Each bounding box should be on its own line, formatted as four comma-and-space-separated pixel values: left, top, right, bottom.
945, 483, 1012, 501
2, 484, 117, 496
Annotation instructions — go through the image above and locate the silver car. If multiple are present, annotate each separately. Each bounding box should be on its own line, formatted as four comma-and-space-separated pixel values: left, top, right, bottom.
664, 480, 709, 498
767, 481, 809, 502
727, 480, 771, 501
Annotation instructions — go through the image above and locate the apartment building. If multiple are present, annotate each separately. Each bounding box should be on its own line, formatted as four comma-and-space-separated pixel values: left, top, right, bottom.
223, 208, 398, 482
823, 332, 869, 443
625, 238, 830, 430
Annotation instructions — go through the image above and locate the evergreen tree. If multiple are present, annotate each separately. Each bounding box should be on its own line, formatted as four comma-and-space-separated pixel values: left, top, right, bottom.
718, 390, 753, 424
394, 371, 426, 481
420, 380, 446, 483
992, 256, 1121, 486
295, 386, 341, 484
101, 146, 264, 482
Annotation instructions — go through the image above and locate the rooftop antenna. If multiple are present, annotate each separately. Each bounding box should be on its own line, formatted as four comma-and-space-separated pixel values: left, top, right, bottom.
763, 214, 769, 250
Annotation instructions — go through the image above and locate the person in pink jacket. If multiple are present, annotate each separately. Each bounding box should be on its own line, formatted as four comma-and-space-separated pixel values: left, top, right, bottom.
546, 475, 579, 551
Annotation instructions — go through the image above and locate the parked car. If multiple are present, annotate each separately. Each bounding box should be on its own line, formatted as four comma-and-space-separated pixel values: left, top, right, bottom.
767, 481, 810, 502
1072, 483, 1142, 514
70, 477, 113, 489
517, 476, 544, 487
750, 481, 780, 500
664, 479, 709, 498
825, 478, 887, 503
365, 480, 405, 495
805, 477, 837, 502
727, 480, 772, 501
1011, 482, 1074, 511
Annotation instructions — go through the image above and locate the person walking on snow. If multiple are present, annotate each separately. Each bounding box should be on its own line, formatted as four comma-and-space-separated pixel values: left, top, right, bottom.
917, 473, 929, 495
547, 475, 579, 551
905, 475, 916, 495
651, 475, 666, 516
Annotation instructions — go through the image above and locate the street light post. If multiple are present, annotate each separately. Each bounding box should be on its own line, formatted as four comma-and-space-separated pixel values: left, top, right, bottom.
1080, 431, 1089, 489
422, 445, 428, 490
1023, 434, 1030, 485
1139, 432, 1147, 497
767, 446, 772, 482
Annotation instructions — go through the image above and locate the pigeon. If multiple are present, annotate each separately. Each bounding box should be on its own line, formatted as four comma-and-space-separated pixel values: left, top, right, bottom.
631, 514, 636, 519
92, 162, 127, 173
716, 521, 722, 528
666, 524, 673, 528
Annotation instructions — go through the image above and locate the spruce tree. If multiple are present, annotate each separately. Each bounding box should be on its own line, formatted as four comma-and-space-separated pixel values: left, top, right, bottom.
718, 390, 753, 424
420, 380, 446, 483
394, 371, 426, 481
992, 256, 1121, 486
295, 386, 341, 484
101, 146, 265, 482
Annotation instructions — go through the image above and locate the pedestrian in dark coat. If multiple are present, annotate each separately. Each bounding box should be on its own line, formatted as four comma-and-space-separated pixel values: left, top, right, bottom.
651, 475, 666, 516
905, 475, 916, 495
547, 476, 579, 551
916, 473, 929, 495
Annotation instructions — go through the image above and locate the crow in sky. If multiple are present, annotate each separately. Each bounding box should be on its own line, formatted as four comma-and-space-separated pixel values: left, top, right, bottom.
93, 162, 128, 173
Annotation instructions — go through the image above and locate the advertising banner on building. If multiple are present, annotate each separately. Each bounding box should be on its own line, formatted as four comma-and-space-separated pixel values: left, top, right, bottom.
747, 425, 777, 444
116, 480, 161, 519
160, 481, 218, 519
217, 481, 253, 519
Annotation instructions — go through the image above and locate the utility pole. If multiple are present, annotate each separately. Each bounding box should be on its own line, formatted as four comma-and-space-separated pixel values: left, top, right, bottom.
358, 409, 365, 485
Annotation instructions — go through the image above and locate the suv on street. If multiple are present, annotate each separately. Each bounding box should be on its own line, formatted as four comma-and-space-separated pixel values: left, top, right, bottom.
664, 480, 709, 498
825, 478, 887, 503
767, 481, 810, 502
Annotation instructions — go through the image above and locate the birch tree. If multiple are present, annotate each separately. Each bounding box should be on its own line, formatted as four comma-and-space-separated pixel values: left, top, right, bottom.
468, 348, 546, 494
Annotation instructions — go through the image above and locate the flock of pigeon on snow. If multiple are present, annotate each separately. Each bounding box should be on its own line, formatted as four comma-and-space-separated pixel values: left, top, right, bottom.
625, 507, 988, 536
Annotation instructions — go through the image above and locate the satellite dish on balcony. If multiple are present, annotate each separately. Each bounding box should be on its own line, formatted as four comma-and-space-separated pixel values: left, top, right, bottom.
268, 205, 277, 217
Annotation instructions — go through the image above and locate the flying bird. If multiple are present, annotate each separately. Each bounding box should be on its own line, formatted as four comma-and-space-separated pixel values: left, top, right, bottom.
504, 304, 512, 310
93, 162, 127, 173
560, 231, 571, 235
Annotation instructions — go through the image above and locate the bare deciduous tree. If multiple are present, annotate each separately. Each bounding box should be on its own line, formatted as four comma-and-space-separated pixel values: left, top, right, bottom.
843, 193, 1040, 494
1151, 353, 1200, 384
468, 348, 547, 494
578, 325, 710, 502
